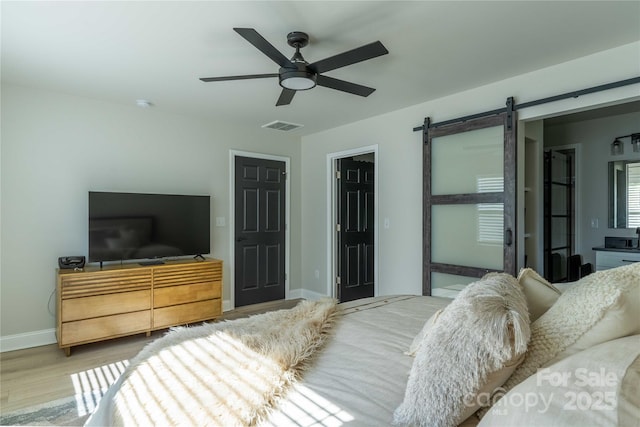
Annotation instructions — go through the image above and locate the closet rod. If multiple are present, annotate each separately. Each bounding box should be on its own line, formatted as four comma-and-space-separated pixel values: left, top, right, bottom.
412, 76, 640, 132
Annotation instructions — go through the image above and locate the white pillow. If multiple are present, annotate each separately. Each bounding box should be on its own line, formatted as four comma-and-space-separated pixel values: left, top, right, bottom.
393, 273, 530, 427
479, 335, 640, 427
502, 263, 640, 393
517, 268, 561, 321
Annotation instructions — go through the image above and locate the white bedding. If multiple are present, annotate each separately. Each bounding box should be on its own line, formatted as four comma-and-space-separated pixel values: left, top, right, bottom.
261, 295, 451, 426
86, 295, 451, 426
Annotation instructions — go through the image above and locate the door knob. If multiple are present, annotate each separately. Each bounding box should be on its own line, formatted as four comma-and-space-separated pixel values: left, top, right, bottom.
236, 236, 247, 242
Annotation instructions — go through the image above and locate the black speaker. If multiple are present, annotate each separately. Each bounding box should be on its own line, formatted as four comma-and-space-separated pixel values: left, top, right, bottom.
58, 256, 85, 270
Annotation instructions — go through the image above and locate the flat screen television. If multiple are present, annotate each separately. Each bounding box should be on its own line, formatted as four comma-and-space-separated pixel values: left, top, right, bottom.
88, 191, 210, 263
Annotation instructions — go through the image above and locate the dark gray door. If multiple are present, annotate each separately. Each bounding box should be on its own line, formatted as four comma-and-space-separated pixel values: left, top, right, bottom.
234, 156, 286, 307
337, 157, 374, 302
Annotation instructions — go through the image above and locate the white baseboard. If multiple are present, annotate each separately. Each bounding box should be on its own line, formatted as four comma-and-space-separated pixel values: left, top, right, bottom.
0, 328, 57, 353
289, 288, 329, 301
288, 289, 303, 300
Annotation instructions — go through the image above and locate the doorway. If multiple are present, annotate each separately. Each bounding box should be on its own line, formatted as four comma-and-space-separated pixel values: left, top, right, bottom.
327, 146, 378, 302
520, 101, 638, 276
230, 152, 289, 308
543, 148, 576, 281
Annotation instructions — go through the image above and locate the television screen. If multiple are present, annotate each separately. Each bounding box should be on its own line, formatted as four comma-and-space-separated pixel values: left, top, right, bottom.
89, 191, 210, 263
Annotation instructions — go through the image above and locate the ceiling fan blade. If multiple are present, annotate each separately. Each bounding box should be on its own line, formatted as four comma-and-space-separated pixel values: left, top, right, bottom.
309, 41, 388, 74
200, 73, 278, 82
316, 75, 376, 97
276, 88, 296, 106
234, 28, 293, 68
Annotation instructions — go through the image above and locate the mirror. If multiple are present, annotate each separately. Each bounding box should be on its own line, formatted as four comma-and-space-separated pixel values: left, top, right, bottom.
609, 160, 640, 228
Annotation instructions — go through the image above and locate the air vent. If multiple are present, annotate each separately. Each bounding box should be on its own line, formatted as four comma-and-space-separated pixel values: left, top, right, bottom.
261, 120, 304, 131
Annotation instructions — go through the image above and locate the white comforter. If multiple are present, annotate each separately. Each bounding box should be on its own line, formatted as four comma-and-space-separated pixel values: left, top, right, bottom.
261, 295, 451, 426
86, 295, 450, 426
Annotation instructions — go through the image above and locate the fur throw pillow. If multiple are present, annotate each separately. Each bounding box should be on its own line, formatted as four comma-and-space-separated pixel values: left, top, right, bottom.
393, 273, 530, 427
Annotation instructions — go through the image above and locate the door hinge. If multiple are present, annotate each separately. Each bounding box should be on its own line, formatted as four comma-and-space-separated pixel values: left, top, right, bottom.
335, 170, 341, 179
336, 276, 341, 285
285, 273, 287, 280
282, 171, 287, 179
336, 223, 341, 232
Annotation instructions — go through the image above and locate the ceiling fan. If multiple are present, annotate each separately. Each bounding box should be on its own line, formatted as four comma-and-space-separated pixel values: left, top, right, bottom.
199, 28, 389, 106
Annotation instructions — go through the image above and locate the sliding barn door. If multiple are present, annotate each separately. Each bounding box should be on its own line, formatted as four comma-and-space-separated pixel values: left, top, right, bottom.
423, 105, 516, 296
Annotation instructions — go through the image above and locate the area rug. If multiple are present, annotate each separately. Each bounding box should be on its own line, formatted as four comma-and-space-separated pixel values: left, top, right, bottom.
0, 396, 90, 426
88, 298, 338, 427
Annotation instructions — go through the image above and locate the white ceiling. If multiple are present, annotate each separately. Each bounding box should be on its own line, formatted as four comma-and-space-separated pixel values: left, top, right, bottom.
2, 1, 639, 135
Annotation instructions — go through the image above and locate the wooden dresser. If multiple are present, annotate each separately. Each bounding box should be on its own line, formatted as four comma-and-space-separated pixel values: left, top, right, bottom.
56, 258, 222, 356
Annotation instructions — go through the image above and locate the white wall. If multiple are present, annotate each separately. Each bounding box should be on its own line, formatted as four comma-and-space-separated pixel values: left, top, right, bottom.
545, 111, 640, 266
523, 120, 545, 273
0, 84, 302, 346
2, 40, 639, 350
300, 41, 640, 297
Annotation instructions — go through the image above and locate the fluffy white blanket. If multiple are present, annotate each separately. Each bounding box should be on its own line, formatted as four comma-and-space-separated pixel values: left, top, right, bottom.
107, 299, 338, 426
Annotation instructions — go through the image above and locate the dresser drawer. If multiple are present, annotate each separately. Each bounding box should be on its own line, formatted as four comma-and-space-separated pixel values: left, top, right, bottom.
60, 310, 150, 346
595, 251, 640, 271
153, 299, 221, 329
61, 290, 151, 322
153, 262, 222, 288
60, 269, 151, 298
154, 281, 221, 308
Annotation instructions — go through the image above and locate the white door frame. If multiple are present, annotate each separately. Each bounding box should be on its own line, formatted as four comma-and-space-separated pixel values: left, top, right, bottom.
326, 145, 379, 299
228, 150, 291, 311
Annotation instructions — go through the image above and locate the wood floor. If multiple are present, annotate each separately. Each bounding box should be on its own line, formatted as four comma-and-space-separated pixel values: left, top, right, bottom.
0, 298, 302, 414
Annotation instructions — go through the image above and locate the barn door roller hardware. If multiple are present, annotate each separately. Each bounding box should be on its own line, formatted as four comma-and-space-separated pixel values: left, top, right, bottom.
413, 76, 640, 132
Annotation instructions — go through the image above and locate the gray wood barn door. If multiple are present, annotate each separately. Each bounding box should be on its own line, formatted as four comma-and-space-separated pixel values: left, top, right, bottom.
423, 107, 517, 296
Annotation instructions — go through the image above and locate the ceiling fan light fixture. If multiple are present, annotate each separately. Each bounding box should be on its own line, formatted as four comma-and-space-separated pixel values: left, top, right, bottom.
200, 28, 389, 105
279, 69, 317, 90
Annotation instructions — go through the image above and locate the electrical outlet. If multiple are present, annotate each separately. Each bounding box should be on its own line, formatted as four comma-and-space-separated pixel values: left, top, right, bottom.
215, 217, 226, 227
591, 218, 599, 229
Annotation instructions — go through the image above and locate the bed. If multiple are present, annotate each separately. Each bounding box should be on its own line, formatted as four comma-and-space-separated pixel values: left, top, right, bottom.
86, 264, 640, 427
